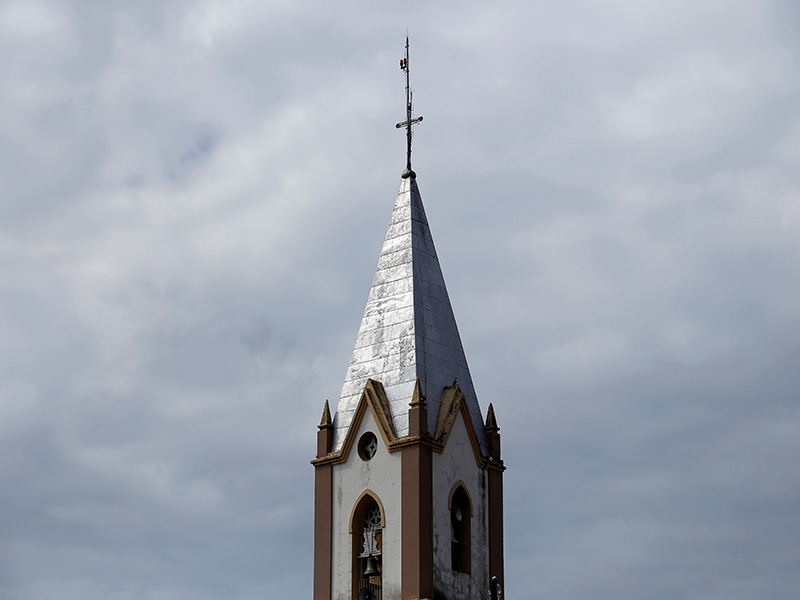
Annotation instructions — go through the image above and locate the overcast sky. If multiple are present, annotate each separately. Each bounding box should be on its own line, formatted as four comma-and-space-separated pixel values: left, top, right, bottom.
2, 1, 799, 599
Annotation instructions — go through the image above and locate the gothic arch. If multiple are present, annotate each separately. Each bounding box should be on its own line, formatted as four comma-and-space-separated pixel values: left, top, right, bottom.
447, 481, 473, 516
349, 489, 386, 533
449, 482, 472, 574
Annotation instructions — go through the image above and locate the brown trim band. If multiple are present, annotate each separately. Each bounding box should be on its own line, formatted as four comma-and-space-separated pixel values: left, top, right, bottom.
401, 441, 433, 600
313, 463, 332, 600
488, 467, 504, 590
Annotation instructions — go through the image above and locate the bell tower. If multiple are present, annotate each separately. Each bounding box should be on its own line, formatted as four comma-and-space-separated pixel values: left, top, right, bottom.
312, 38, 505, 600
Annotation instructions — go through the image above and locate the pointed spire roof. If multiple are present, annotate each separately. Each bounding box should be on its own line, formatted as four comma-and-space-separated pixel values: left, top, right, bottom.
333, 177, 487, 454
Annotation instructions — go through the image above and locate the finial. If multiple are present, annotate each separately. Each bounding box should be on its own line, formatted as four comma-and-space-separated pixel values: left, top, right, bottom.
410, 376, 426, 407
318, 399, 332, 429
395, 35, 423, 178
485, 403, 499, 430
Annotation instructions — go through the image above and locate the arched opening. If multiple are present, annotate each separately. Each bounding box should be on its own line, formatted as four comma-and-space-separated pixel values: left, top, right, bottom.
450, 484, 472, 574
350, 492, 384, 600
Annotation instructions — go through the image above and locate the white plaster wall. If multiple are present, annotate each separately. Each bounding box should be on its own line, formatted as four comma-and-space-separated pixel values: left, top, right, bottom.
330, 409, 402, 600
432, 412, 489, 600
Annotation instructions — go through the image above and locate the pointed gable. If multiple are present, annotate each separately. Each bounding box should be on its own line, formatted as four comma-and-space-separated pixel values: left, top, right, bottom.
333, 177, 487, 454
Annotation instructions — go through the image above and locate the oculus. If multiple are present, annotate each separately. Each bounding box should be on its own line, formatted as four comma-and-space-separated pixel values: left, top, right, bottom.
358, 432, 378, 461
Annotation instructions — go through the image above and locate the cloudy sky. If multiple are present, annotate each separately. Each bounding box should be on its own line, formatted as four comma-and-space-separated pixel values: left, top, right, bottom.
2, 0, 799, 598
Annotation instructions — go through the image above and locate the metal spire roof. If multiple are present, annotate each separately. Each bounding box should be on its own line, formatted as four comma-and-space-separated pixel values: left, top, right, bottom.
332, 176, 487, 454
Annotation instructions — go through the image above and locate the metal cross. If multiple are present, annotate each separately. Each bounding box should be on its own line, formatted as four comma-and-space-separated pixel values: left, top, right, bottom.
396, 36, 423, 178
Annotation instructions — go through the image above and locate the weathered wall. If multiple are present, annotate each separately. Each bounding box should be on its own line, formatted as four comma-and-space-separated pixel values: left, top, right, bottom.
432, 412, 489, 600
330, 410, 402, 600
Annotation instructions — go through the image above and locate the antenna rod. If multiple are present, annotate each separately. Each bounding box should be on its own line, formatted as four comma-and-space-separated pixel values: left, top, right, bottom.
405, 36, 412, 173
397, 35, 423, 178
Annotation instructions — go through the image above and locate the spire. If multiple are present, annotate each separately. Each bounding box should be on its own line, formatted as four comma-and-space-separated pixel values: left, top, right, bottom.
333, 177, 487, 454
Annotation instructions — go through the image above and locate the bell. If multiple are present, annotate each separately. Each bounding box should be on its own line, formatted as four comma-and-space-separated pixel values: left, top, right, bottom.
364, 556, 380, 576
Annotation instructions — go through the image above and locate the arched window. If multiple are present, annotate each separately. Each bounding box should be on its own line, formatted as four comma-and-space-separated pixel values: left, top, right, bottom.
450, 484, 472, 574
351, 492, 384, 600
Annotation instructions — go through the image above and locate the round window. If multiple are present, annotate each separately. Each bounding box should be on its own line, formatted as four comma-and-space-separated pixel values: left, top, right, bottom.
358, 432, 378, 461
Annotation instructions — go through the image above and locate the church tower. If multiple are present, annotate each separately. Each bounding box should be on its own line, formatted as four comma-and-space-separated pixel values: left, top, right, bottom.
312, 39, 505, 600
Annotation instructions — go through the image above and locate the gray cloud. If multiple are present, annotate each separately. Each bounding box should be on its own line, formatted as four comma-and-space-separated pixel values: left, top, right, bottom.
1, 0, 799, 599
